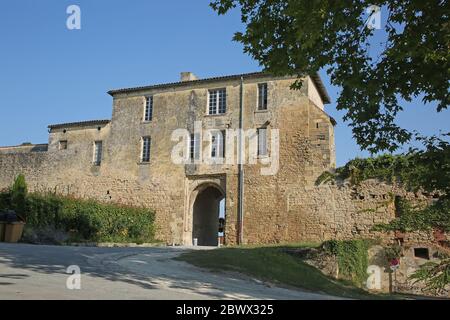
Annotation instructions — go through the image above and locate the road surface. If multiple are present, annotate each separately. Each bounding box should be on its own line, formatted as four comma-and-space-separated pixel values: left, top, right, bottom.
0, 243, 336, 300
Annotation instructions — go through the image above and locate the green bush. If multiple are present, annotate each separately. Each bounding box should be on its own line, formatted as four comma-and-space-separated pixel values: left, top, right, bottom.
11, 174, 28, 218
0, 191, 11, 211
323, 239, 370, 287
2, 192, 156, 244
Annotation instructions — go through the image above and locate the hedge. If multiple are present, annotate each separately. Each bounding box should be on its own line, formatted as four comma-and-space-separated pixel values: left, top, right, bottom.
0, 192, 156, 244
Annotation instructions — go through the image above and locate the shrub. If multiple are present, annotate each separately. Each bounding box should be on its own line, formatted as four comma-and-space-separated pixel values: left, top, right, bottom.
4, 192, 156, 244
0, 191, 11, 211
322, 239, 370, 287
384, 244, 402, 262
11, 174, 27, 218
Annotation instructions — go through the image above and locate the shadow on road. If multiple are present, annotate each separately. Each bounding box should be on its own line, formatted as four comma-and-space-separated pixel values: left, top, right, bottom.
0, 243, 295, 299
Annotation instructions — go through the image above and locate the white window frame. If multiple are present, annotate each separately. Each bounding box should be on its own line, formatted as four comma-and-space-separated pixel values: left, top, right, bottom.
208, 89, 227, 115
190, 133, 200, 162
93, 141, 103, 166
141, 137, 151, 163
144, 96, 153, 122
210, 130, 225, 159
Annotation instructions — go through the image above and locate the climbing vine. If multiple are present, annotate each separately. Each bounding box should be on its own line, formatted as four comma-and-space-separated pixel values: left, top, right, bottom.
317, 154, 431, 190
374, 198, 450, 233
318, 136, 450, 291
322, 239, 370, 287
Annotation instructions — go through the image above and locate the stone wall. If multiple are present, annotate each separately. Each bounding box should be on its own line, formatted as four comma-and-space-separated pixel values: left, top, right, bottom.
1, 72, 424, 246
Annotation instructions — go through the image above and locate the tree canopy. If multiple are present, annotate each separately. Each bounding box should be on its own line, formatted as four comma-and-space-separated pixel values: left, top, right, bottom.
211, 0, 450, 293
211, 0, 449, 153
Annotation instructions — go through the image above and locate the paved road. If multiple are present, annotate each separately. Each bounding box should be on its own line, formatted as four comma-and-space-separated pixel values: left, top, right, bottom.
0, 243, 336, 300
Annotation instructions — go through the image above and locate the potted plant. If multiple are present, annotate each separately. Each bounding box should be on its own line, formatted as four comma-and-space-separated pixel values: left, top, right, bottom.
4, 210, 25, 243
0, 211, 7, 242
4, 175, 27, 243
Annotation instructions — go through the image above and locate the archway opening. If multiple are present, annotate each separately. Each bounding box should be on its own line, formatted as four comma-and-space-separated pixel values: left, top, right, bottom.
192, 186, 225, 246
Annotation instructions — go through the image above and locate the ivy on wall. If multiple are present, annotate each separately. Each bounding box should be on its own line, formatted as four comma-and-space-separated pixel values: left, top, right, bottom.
374, 198, 450, 233
322, 240, 370, 287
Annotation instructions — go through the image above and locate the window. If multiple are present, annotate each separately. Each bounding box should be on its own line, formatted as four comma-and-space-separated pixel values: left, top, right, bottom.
258, 83, 268, 110
257, 128, 268, 156
93, 141, 103, 166
59, 140, 68, 150
208, 89, 226, 115
144, 96, 153, 121
211, 131, 225, 159
141, 137, 151, 163
190, 133, 200, 161
414, 248, 430, 260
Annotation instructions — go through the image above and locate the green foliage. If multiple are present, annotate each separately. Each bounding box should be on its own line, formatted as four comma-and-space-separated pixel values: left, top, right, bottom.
319, 136, 450, 235
317, 136, 450, 196
409, 259, 450, 295
315, 171, 337, 186
334, 154, 418, 187
322, 240, 370, 287
374, 198, 450, 233
11, 174, 28, 218
411, 134, 450, 199
0, 191, 11, 211
211, 0, 449, 153
178, 245, 380, 299
1, 192, 156, 244
384, 244, 402, 262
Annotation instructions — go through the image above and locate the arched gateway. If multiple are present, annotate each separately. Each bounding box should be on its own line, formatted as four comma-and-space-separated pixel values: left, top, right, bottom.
190, 183, 225, 246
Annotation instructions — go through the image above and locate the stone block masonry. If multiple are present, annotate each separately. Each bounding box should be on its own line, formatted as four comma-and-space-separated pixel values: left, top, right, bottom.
0, 71, 432, 246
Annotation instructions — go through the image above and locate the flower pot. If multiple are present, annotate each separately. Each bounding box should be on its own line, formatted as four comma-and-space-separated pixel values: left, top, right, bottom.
0, 222, 6, 242
4, 222, 25, 243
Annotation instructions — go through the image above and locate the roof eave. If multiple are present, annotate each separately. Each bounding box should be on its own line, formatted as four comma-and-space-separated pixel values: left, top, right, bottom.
310, 73, 331, 105
48, 120, 111, 130
107, 71, 332, 105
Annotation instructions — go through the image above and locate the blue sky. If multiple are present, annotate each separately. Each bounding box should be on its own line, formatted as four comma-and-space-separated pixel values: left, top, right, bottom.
0, 1, 448, 166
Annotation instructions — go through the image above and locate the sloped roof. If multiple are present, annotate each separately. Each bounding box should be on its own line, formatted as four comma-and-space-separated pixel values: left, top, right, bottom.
108, 72, 331, 104
48, 120, 110, 130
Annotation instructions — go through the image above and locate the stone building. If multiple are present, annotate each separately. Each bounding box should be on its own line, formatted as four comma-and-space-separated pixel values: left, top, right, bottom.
2, 71, 448, 296
2, 71, 434, 248
0, 72, 341, 245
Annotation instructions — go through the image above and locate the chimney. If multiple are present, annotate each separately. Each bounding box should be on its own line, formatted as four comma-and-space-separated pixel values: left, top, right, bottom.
180, 72, 198, 82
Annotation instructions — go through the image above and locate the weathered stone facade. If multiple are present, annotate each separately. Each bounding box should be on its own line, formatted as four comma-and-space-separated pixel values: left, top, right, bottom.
0, 71, 436, 248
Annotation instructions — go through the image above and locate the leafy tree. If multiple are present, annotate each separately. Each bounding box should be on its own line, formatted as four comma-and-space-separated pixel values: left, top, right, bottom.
210, 0, 449, 153
410, 258, 450, 295
210, 0, 450, 291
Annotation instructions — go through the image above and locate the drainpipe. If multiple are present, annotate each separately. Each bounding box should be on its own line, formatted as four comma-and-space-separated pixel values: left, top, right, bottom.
238, 77, 245, 245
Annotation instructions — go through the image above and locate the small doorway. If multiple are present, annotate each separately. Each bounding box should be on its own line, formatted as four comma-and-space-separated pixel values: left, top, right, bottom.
192, 186, 225, 246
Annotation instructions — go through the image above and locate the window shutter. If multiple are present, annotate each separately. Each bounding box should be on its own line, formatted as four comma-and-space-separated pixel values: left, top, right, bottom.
258, 128, 267, 156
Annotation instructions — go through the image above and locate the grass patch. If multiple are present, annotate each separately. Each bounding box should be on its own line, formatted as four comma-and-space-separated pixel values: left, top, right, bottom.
177, 245, 394, 300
